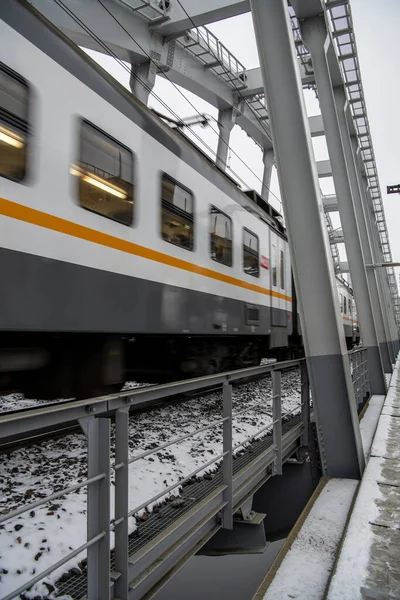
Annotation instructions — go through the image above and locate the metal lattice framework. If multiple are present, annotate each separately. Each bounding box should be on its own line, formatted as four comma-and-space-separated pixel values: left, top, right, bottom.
289, 0, 400, 325
174, 1, 399, 325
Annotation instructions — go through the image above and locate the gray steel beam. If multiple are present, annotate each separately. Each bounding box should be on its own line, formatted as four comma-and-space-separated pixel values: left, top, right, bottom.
261, 147, 274, 202
151, 0, 250, 37
242, 65, 316, 97
216, 108, 236, 170
300, 17, 386, 395
309, 114, 325, 137
249, 0, 364, 479
334, 86, 392, 373
31, 0, 274, 152
362, 181, 399, 361
114, 408, 130, 600
332, 124, 394, 372
130, 60, 155, 105
316, 159, 332, 178
87, 417, 111, 600
322, 194, 338, 212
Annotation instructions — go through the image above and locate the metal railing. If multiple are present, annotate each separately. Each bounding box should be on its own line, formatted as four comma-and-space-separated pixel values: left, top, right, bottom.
349, 347, 370, 409
180, 25, 247, 86
0, 359, 308, 600
0, 350, 373, 599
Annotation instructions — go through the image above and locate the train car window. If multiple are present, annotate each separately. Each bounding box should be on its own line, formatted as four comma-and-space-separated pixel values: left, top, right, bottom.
349, 300, 352, 316
272, 244, 277, 286
161, 174, 194, 250
71, 120, 134, 226
243, 229, 259, 277
344, 296, 347, 315
210, 206, 232, 267
0, 63, 29, 182
280, 250, 285, 289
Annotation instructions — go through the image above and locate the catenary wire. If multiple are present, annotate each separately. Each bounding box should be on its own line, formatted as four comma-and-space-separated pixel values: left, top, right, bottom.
174, 0, 282, 208
93, 0, 280, 200
52, 0, 253, 190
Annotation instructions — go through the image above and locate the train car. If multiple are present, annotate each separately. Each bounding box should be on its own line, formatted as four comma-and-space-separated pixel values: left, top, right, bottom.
0, 0, 357, 399
337, 277, 358, 349
0, 0, 294, 397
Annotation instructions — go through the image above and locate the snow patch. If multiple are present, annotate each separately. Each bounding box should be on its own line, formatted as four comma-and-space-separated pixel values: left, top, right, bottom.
261, 478, 358, 600
0, 370, 301, 599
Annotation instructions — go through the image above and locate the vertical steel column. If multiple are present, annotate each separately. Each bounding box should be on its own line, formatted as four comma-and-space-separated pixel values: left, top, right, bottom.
250, 0, 364, 478
333, 86, 392, 374
114, 408, 129, 600
272, 370, 282, 475
261, 147, 274, 202
216, 108, 235, 171
350, 141, 396, 368
300, 361, 310, 448
130, 61, 156, 105
362, 176, 399, 361
87, 417, 111, 600
222, 381, 233, 529
301, 17, 386, 395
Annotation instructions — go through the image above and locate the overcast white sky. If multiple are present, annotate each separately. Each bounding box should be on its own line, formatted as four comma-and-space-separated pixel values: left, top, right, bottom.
89, 0, 400, 284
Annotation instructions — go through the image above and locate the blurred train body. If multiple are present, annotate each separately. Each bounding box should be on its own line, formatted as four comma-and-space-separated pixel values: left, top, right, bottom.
0, 1, 359, 398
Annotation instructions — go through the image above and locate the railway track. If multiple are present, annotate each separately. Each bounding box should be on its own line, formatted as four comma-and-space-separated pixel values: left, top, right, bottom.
0, 361, 301, 453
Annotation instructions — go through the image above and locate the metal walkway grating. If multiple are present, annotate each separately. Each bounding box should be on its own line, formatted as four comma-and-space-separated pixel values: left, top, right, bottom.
56, 415, 302, 598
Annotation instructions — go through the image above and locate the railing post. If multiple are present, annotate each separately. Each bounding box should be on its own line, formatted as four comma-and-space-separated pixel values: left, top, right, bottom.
364, 349, 370, 399
300, 361, 310, 447
354, 351, 360, 408
222, 381, 233, 529
87, 417, 111, 600
272, 370, 282, 475
114, 408, 130, 600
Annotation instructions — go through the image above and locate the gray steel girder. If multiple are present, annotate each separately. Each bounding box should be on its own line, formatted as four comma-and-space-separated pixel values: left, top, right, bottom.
30, 0, 316, 154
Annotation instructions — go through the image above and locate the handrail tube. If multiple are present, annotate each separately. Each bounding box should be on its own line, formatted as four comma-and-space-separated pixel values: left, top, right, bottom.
127, 416, 228, 465
1, 532, 105, 600
232, 421, 274, 452
0, 473, 105, 524
128, 452, 228, 517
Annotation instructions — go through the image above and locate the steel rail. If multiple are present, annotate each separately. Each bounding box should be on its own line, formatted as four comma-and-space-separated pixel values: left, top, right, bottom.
0, 359, 303, 441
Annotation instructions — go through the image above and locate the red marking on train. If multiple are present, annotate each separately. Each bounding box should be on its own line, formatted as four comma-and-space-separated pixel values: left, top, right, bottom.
261, 255, 269, 270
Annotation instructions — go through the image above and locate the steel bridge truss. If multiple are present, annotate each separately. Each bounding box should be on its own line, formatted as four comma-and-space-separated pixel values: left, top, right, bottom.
29, 0, 400, 327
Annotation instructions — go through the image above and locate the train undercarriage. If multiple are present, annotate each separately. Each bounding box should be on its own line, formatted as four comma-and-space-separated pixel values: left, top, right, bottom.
0, 333, 300, 400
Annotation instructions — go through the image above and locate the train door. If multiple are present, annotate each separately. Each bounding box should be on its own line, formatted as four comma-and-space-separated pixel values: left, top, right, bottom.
269, 232, 280, 326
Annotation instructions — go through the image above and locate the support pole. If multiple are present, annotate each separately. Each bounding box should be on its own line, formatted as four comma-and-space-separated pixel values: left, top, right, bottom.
261, 147, 274, 202
222, 381, 233, 530
300, 361, 310, 448
250, 0, 364, 478
301, 17, 386, 395
272, 370, 282, 475
114, 408, 130, 600
130, 60, 156, 105
87, 417, 111, 600
333, 86, 392, 374
216, 108, 235, 170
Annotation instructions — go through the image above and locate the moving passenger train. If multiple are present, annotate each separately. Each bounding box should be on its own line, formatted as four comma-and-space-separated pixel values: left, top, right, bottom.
0, 0, 358, 398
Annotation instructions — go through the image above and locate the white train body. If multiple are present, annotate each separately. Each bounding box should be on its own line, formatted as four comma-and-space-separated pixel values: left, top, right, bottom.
0, 1, 357, 396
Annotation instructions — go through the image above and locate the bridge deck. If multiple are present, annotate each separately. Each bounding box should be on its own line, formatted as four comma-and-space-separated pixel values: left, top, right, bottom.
327, 358, 400, 600
253, 363, 398, 600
